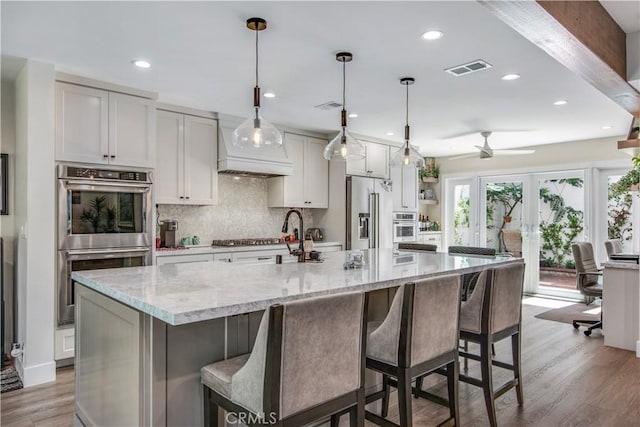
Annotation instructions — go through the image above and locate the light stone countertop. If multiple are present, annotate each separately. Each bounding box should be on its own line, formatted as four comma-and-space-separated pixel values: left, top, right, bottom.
155, 241, 342, 257
72, 248, 521, 326
602, 261, 640, 270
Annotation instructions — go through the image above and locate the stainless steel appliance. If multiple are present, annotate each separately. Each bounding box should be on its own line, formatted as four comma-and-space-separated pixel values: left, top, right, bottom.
346, 176, 394, 250
57, 165, 152, 250
393, 211, 418, 243
57, 248, 150, 325
56, 164, 153, 326
160, 220, 179, 248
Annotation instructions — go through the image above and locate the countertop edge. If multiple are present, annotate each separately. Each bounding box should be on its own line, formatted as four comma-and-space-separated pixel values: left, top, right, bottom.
602, 261, 640, 270
155, 241, 343, 257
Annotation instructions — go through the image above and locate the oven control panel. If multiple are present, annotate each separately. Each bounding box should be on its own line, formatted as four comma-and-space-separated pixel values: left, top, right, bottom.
64, 166, 149, 182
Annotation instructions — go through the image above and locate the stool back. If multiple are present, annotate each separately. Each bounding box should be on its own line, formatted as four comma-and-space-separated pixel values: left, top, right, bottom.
604, 239, 623, 258
408, 275, 462, 367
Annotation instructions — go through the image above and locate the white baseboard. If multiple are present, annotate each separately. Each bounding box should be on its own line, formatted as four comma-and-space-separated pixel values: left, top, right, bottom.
16, 359, 57, 387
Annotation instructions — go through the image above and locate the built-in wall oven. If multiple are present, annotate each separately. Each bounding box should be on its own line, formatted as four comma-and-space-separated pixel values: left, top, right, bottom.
57, 165, 152, 326
393, 211, 418, 243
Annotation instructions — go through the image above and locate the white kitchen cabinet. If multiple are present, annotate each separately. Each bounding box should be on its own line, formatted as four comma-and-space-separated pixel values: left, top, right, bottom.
155, 253, 214, 265
55, 82, 155, 167
267, 133, 328, 208
156, 110, 218, 205
418, 232, 442, 251
391, 166, 418, 211
346, 140, 389, 179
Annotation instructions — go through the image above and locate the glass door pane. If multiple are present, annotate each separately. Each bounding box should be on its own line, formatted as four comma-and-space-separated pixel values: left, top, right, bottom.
535, 171, 585, 298
606, 172, 636, 252
480, 178, 525, 253
445, 178, 476, 249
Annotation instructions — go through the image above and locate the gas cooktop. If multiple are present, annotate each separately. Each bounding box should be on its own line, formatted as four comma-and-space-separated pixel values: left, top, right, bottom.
211, 238, 282, 247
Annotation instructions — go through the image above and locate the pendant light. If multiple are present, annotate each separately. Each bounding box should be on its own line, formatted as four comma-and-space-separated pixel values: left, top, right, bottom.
232, 17, 283, 148
323, 52, 365, 161
391, 77, 424, 168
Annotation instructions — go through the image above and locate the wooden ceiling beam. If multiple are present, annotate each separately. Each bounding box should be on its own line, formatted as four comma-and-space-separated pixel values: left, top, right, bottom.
479, 0, 639, 115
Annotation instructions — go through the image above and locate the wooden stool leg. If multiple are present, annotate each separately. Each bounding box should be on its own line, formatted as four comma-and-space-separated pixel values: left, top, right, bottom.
446, 360, 460, 426
331, 414, 340, 427
203, 386, 216, 427
381, 374, 391, 418
511, 332, 524, 405
415, 375, 424, 397
397, 369, 413, 427
480, 336, 497, 427
463, 340, 469, 372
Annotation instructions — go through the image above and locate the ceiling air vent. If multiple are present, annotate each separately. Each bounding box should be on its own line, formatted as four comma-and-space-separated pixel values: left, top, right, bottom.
445, 59, 493, 77
314, 101, 342, 110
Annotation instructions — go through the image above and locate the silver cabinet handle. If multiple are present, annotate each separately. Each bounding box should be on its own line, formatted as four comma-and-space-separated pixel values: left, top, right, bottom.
103, 154, 108, 159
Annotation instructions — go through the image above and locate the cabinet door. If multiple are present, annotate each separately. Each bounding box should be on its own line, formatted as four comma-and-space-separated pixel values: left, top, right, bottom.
366, 142, 389, 179
402, 166, 417, 210
155, 111, 184, 204
345, 142, 368, 177
304, 137, 329, 208
282, 133, 306, 207
184, 116, 218, 205
55, 82, 109, 164
108, 92, 155, 168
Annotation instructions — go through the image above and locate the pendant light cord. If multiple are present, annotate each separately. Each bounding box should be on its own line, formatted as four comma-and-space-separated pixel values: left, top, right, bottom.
342, 60, 346, 112
255, 27, 259, 87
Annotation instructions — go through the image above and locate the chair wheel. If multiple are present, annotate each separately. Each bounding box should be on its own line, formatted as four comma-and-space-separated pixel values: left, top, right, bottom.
573, 321, 580, 329
584, 330, 592, 336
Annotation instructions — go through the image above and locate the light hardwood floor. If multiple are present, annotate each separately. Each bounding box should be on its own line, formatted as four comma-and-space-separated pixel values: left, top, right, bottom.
1, 303, 639, 426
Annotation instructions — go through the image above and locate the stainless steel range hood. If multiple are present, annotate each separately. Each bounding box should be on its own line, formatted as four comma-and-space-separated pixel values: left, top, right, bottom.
218, 126, 293, 177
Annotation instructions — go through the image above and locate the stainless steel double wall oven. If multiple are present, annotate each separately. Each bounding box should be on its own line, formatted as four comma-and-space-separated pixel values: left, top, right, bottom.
57, 165, 152, 325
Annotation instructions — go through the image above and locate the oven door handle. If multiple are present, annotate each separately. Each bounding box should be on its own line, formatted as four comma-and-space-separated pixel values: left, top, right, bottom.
65, 247, 150, 259
62, 180, 151, 193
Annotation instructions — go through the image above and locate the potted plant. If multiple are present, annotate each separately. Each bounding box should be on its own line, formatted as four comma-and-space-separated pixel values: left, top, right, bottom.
419, 165, 439, 183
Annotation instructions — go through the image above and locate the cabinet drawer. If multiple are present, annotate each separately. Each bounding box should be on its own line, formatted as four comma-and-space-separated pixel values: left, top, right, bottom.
156, 253, 214, 265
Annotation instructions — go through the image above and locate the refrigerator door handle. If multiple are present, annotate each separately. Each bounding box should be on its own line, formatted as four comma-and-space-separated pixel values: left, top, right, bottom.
370, 192, 379, 249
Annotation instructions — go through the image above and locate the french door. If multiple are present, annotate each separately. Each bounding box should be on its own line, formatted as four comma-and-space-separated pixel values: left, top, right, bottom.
476, 171, 586, 297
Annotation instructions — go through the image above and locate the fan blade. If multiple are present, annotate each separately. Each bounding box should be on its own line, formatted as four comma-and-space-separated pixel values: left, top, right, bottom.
448, 153, 478, 160
492, 149, 536, 156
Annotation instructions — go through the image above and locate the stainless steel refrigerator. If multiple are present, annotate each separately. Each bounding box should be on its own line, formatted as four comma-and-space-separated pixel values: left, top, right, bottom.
346, 176, 394, 250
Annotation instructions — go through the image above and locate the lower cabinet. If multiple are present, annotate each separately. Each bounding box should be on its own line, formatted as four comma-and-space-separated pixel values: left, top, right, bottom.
156, 253, 214, 265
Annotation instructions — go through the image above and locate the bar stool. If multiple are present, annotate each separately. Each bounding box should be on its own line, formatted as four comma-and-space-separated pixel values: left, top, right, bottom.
359, 275, 462, 427
458, 262, 525, 427
201, 292, 368, 426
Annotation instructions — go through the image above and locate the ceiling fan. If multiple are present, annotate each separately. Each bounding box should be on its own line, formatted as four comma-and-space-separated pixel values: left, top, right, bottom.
449, 131, 535, 160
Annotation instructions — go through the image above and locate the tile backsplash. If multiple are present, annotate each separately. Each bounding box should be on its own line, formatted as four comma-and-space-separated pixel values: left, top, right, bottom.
156, 174, 314, 243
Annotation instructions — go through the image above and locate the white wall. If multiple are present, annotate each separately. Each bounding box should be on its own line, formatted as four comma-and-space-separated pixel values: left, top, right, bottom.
14, 60, 56, 387
1, 81, 17, 355
439, 136, 631, 176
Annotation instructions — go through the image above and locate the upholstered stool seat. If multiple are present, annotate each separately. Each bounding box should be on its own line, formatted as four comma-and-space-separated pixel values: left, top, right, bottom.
202, 292, 368, 427
458, 262, 526, 427
201, 354, 250, 399
358, 275, 462, 427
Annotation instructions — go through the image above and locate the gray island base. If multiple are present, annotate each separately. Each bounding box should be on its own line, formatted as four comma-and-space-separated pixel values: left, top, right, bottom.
72, 248, 521, 426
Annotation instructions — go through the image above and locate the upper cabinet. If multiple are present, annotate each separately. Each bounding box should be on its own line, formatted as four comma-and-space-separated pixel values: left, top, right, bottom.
156, 109, 218, 205
391, 166, 418, 211
267, 132, 329, 208
55, 82, 155, 168
346, 140, 389, 179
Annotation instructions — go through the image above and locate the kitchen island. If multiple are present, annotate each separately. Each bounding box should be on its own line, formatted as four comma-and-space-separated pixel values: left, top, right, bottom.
602, 260, 640, 356
72, 249, 521, 426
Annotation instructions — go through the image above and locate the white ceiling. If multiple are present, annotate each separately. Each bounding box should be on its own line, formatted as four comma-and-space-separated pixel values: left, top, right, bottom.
600, 0, 640, 33
1, 1, 633, 158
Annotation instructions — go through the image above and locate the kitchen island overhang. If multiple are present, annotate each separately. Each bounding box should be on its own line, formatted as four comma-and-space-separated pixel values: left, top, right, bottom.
72, 249, 523, 426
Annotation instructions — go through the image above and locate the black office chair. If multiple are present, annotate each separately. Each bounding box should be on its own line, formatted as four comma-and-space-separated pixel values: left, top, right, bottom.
571, 242, 603, 336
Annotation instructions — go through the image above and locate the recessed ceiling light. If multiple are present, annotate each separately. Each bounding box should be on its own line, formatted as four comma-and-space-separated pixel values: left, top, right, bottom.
501, 74, 520, 81
132, 59, 151, 69
421, 30, 444, 41
602, 125, 613, 130
385, 132, 394, 136
553, 100, 568, 106
348, 113, 358, 118
263, 92, 276, 98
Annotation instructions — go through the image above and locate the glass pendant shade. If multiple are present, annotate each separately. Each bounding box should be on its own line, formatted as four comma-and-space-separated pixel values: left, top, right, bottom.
233, 108, 282, 148
324, 127, 365, 161
391, 142, 424, 168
